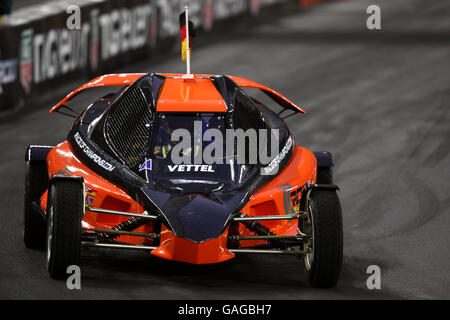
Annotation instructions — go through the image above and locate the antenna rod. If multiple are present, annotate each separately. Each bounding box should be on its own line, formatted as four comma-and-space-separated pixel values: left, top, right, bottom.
185, 6, 191, 76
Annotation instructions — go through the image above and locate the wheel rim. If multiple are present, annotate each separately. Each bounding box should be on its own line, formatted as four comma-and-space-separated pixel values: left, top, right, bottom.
304, 203, 315, 271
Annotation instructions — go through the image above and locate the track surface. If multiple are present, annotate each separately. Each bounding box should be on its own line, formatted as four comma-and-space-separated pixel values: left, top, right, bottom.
1, 0, 449, 299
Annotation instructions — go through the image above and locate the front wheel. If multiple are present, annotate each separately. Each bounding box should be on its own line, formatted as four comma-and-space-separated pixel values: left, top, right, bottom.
301, 189, 343, 288
46, 179, 84, 279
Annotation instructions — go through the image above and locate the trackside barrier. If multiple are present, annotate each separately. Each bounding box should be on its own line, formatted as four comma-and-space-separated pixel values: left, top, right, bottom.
0, 0, 329, 112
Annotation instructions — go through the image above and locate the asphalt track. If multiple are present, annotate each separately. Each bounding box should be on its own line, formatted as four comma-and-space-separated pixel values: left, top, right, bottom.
1, 0, 449, 299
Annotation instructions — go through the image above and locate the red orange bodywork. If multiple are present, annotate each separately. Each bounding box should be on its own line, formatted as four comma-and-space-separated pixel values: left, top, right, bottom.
44, 141, 153, 245
157, 77, 227, 112
49, 73, 146, 113
42, 141, 316, 262
228, 75, 306, 114
44, 73, 316, 264
50, 73, 305, 115
152, 226, 234, 264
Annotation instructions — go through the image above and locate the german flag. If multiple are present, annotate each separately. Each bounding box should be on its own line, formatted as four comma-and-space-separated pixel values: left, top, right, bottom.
179, 11, 196, 61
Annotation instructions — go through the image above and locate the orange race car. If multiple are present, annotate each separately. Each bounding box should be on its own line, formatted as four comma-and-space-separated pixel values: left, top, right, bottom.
24, 73, 343, 288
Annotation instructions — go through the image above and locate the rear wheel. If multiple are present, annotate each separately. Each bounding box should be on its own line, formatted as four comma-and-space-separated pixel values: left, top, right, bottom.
301, 189, 343, 288
46, 179, 83, 279
24, 161, 47, 249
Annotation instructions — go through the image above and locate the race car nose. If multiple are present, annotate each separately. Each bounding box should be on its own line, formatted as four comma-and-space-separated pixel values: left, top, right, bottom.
142, 188, 247, 243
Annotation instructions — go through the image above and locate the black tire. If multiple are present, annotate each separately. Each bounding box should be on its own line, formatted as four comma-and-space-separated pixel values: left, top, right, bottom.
316, 166, 333, 184
46, 179, 83, 279
24, 161, 48, 249
303, 189, 343, 288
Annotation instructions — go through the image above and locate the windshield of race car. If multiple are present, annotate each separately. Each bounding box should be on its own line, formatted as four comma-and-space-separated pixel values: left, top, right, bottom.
145, 113, 236, 183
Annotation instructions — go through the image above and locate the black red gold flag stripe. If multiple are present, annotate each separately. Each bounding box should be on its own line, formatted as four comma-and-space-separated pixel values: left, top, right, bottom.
179, 11, 196, 61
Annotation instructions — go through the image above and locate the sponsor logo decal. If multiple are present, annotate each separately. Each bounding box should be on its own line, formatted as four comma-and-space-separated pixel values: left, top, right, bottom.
289, 187, 301, 212
139, 159, 152, 171
89, 9, 100, 71
20, 29, 33, 94
99, 4, 152, 60
168, 164, 215, 173
214, 0, 247, 20
279, 184, 294, 214
279, 184, 302, 214
26, 4, 152, 85
84, 185, 96, 206
0, 50, 17, 95
263, 136, 292, 175
149, 2, 158, 47
57, 168, 72, 175
203, 1, 215, 31
74, 132, 115, 171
